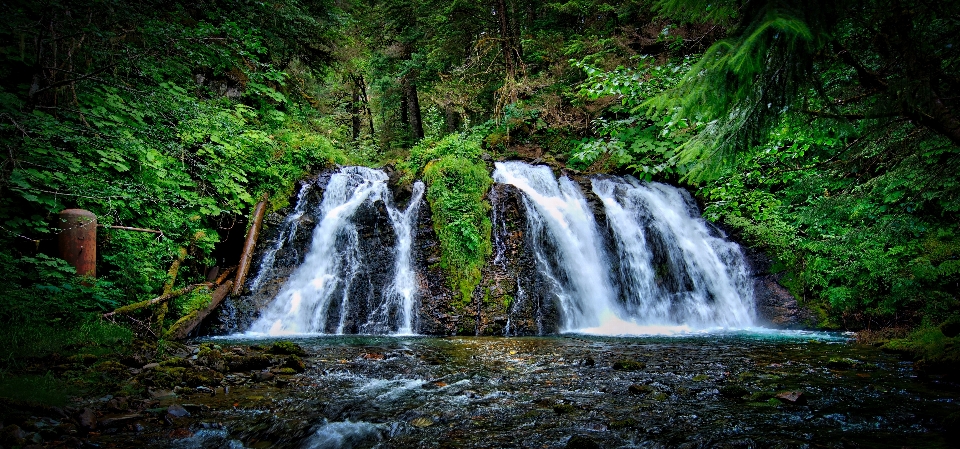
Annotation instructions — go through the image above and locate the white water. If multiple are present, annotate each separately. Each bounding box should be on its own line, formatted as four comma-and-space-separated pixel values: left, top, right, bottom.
492, 162, 623, 331
361, 182, 425, 335
248, 181, 313, 291
492, 161, 755, 335
247, 167, 425, 336
593, 176, 755, 329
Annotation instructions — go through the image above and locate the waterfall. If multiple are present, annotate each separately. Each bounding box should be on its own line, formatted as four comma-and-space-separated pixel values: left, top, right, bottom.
592, 176, 755, 329
248, 181, 313, 292
492, 161, 622, 332
361, 181, 425, 335
492, 161, 755, 335
247, 167, 425, 336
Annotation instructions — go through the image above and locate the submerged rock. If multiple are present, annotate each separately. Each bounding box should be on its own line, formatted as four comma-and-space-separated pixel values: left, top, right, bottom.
612, 360, 645, 371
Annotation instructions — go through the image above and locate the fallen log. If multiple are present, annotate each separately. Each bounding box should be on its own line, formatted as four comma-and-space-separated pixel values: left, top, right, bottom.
232, 196, 269, 296
214, 266, 238, 286
103, 283, 211, 318
164, 280, 233, 340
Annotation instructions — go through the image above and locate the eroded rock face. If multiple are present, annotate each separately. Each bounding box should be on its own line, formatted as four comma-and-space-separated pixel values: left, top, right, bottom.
201, 173, 328, 335
412, 199, 457, 335
742, 247, 820, 329
471, 184, 553, 336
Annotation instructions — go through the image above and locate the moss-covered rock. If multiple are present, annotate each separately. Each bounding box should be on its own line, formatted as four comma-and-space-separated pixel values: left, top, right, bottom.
267, 341, 306, 357
182, 368, 224, 387
159, 357, 192, 368
280, 355, 306, 372
94, 361, 129, 378
226, 354, 272, 372
719, 384, 749, 399
612, 360, 645, 371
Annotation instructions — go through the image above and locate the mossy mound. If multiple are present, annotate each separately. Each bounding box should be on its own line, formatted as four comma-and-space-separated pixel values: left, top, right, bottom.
267, 341, 306, 357
612, 360, 646, 371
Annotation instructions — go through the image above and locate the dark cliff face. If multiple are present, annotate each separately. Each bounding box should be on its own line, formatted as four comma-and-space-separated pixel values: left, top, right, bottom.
201, 170, 400, 335
411, 199, 457, 335
200, 174, 328, 336
203, 168, 813, 337
470, 184, 559, 336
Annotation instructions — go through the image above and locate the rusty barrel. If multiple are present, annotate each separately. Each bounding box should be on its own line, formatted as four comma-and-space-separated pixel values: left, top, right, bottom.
58, 209, 97, 277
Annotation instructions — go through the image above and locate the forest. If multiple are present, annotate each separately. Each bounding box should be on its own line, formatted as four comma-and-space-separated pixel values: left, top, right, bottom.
0, 0, 959, 443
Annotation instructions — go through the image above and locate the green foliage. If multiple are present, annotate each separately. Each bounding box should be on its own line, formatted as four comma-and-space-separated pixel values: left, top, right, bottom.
0, 0, 353, 330
570, 56, 693, 178
0, 372, 76, 406
0, 320, 132, 368
403, 132, 492, 306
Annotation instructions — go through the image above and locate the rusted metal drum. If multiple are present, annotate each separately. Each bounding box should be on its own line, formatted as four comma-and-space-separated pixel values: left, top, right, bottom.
58, 209, 97, 277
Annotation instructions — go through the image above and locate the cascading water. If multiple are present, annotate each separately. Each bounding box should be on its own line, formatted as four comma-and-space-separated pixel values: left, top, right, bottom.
592, 176, 755, 329
360, 182, 425, 335
247, 167, 425, 336
492, 161, 623, 332
492, 161, 755, 335
248, 181, 313, 292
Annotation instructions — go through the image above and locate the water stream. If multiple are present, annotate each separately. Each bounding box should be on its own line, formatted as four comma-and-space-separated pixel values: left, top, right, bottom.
141, 333, 959, 449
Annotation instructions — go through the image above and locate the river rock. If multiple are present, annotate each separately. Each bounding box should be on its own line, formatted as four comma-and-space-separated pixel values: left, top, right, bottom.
2, 424, 27, 446
565, 434, 601, 449
77, 408, 97, 431
99, 414, 144, 428
775, 391, 807, 405
167, 404, 191, 418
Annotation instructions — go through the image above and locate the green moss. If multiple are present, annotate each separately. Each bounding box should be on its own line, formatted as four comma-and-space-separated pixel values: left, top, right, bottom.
175, 288, 212, 317
747, 391, 775, 402
268, 341, 306, 356
160, 357, 192, 368
612, 360, 646, 371
884, 326, 960, 375
552, 403, 576, 414
692, 374, 710, 381
402, 132, 493, 307
281, 355, 306, 372
608, 418, 638, 429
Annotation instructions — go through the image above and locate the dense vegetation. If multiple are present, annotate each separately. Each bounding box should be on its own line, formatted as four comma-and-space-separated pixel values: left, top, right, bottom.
1, 0, 957, 390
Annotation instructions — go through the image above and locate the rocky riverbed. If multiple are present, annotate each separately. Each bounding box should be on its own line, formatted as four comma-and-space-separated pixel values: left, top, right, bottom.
4, 331, 958, 448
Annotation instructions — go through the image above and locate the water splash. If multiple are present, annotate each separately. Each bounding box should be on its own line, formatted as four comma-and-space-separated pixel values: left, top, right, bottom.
492, 161, 622, 332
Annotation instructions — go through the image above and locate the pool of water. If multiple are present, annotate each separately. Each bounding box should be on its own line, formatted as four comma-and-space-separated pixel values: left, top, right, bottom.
153, 332, 958, 448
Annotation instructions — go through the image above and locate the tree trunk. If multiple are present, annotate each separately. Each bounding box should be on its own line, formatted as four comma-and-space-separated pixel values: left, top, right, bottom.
495, 0, 516, 79
232, 195, 268, 296
404, 77, 425, 140
164, 281, 233, 340
445, 105, 460, 133
351, 81, 361, 140
355, 75, 375, 137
